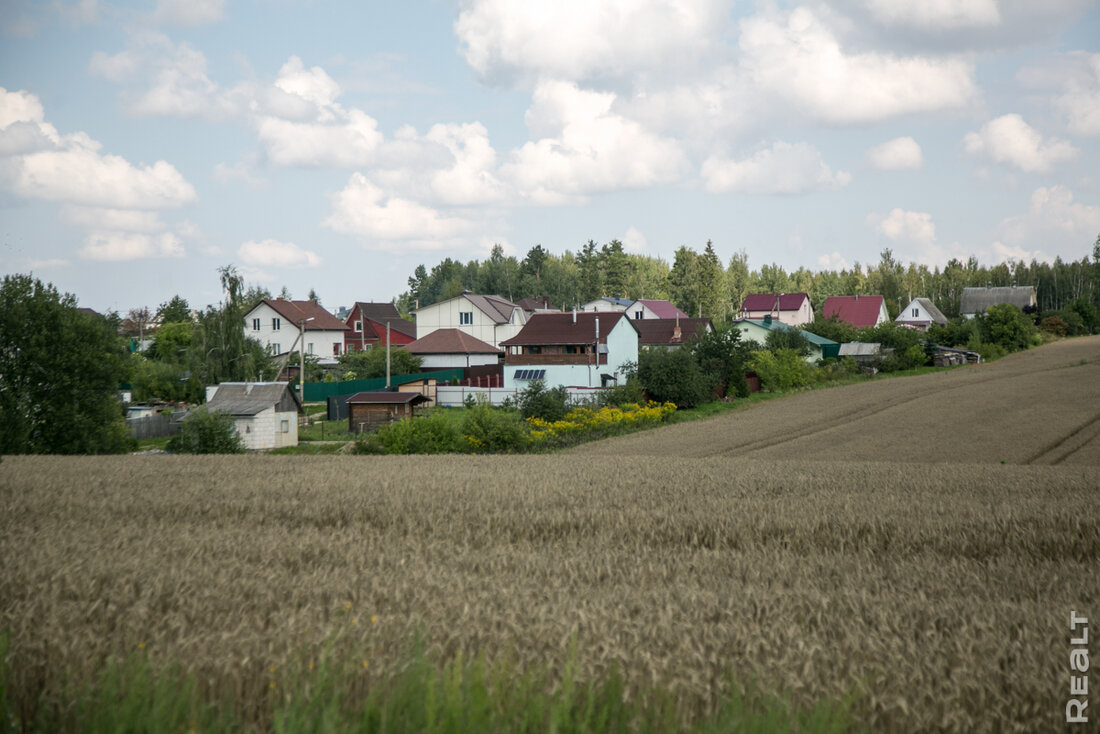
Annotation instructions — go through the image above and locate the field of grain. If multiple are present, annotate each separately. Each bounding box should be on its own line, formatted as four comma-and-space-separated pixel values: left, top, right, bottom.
2, 338, 1099, 732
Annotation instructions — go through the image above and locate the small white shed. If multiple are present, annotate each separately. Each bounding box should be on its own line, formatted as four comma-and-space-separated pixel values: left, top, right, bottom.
205, 382, 302, 450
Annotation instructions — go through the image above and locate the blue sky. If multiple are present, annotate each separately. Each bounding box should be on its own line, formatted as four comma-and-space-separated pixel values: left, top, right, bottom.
1, 0, 1098, 314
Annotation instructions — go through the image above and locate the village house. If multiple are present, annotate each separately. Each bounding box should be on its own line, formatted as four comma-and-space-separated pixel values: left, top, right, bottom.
580, 296, 634, 313
413, 292, 526, 348
822, 295, 890, 329
404, 328, 503, 369
739, 293, 813, 326
960, 284, 1037, 319
243, 298, 348, 364
343, 301, 416, 353
205, 381, 301, 450
633, 318, 712, 349
625, 299, 689, 321
896, 298, 948, 331
734, 316, 840, 363
499, 311, 639, 390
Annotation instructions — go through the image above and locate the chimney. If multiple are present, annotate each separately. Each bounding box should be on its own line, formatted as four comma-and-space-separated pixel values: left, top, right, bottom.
763, 314, 772, 325
672, 325, 682, 343
572, 307, 577, 323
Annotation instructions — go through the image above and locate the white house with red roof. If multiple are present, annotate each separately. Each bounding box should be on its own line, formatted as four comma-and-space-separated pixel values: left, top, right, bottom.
822, 295, 889, 329
244, 298, 349, 364
404, 328, 503, 369
499, 311, 639, 390
412, 292, 526, 348
626, 299, 690, 321
739, 293, 813, 326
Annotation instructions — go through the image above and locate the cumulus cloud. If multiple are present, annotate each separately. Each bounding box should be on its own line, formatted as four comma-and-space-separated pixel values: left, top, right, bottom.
454, 0, 728, 85
154, 0, 224, 26
501, 81, 685, 203
860, 0, 1001, 30
80, 232, 184, 261
622, 226, 647, 253
964, 113, 1078, 173
324, 173, 479, 248
993, 186, 1100, 258
817, 251, 850, 271
1, 87, 195, 261
739, 8, 976, 123
701, 141, 851, 195
868, 208, 936, 244
866, 137, 923, 170
238, 239, 321, 268
1019, 52, 1100, 137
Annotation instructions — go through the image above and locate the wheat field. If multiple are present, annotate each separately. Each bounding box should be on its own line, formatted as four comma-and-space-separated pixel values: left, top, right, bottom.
2, 337, 1099, 732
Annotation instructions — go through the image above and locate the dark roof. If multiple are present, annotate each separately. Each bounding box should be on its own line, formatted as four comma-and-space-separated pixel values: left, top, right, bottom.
588, 296, 633, 307
959, 286, 1036, 314
517, 297, 558, 312
632, 299, 689, 319
257, 299, 348, 331
741, 293, 810, 312
823, 296, 886, 328
500, 312, 635, 346
405, 328, 502, 355
465, 294, 522, 323
355, 302, 402, 322
207, 382, 301, 416
363, 316, 417, 339
633, 318, 712, 345
347, 391, 431, 405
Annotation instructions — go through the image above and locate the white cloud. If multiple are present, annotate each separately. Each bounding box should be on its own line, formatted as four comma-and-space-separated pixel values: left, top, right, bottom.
993, 186, 1100, 259
454, 0, 728, 85
964, 113, 1078, 173
154, 0, 224, 26
61, 206, 165, 232
868, 208, 936, 244
817, 251, 850, 271
622, 226, 647, 253
424, 122, 508, 205
860, 0, 1001, 30
1019, 52, 1100, 137
866, 137, 923, 170
501, 81, 685, 203
238, 239, 321, 268
701, 141, 851, 194
80, 231, 184, 261
324, 173, 479, 248
738, 8, 976, 123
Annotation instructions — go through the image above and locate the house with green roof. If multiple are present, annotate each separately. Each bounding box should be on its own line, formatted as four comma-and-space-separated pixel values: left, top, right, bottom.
734, 316, 840, 363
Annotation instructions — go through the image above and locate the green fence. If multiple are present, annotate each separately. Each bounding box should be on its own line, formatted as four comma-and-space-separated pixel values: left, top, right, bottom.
299, 369, 465, 402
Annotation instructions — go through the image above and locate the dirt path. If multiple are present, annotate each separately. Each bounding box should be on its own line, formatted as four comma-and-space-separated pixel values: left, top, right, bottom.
569, 335, 1100, 465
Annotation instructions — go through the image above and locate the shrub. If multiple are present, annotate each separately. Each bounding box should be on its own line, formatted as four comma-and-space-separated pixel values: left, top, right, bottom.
637, 347, 710, 408
980, 303, 1039, 352
748, 349, 817, 392
461, 404, 528, 453
373, 413, 459, 454
169, 406, 244, 454
764, 327, 812, 356
596, 380, 647, 408
518, 380, 569, 422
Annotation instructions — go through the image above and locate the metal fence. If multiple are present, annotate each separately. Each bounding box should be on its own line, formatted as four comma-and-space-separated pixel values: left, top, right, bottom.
434, 385, 610, 408
126, 412, 184, 439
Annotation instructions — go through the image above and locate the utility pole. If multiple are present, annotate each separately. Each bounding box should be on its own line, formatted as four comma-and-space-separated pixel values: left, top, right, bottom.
385, 320, 391, 388
299, 317, 314, 400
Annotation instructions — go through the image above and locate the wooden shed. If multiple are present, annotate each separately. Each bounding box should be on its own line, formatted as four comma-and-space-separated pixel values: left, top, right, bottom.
347, 391, 432, 433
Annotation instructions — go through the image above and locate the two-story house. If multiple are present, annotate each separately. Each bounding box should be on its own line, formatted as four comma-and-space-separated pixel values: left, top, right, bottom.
413, 292, 526, 348
343, 301, 416, 352
243, 298, 348, 365
822, 295, 890, 329
626, 299, 689, 321
499, 311, 639, 390
739, 293, 813, 326
895, 298, 948, 331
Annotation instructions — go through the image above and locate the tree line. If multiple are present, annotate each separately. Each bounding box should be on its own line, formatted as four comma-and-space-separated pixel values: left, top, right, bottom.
398, 238, 1100, 322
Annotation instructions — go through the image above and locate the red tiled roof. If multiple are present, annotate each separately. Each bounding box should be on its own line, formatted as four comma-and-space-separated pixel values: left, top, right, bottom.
405, 328, 502, 355
632, 318, 711, 345
634, 299, 689, 319
261, 299, 347, 331
500, 312, 633, 346
740, 293, 809, 312
823, 296, 886, 328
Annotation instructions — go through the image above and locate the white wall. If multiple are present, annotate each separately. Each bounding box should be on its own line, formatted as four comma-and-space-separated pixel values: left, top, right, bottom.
435, 385, 609, 407
742, 298, 813, 326
419, 353, 500, 369
503, 317, 638, 390
244, 303, 343, 363
414, 296, 525, 347
232, 407, 298, 450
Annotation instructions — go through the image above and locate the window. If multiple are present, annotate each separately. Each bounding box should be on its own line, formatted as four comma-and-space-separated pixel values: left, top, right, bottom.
527, 345, 542, 354
333, 343, 341, 356
513, 369, 546, 381
281, 420, 289, 433
252, 318, 261, 331
459, 311, 473, 325
635, 310, 643, 320
564, 345, 579, 354
270, 343, 281, 356
912, 308, 919, 317
307, 343, 314, 355
272, 317, 281, 331
354, 320, 362, 332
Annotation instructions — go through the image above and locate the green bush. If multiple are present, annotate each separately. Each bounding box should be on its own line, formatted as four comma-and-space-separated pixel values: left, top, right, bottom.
764, 326, 812, 356
461, 404, 528, 452
980, 303, 1039, 352
518, 379, 569, 422
373, 413, 459, 454
168, 406, 244, 454
596, 380, 647, 408
748, 349, 817, 392
637, 347, 711, 408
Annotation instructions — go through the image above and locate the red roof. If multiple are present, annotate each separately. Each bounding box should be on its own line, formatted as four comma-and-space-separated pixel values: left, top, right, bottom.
500, 312, 633, 346
823, 296, 886, 328
740, 293, 809, 312
634, 299, 689, 319
260, 299, 347, 331
405, 328, 501, 355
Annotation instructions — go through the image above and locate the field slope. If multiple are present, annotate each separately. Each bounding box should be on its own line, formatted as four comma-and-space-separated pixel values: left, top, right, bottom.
572, 335, 1100, 464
